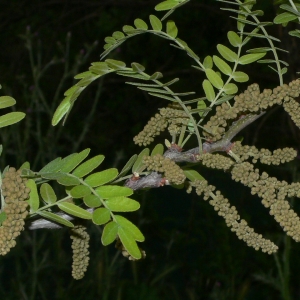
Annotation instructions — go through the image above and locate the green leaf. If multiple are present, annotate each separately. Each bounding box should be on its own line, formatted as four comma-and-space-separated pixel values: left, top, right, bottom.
118, 227, 141, 259
39, 157, 62, 173
96, 186, 133, 199
148, 93, 175, 101
72, 154, 105, 178
131, 62, 145, 73
26, 179, 39, 213
213, 56, 232, 75
84, 168, 118, 187
92, 207, 111, 225
183, 169, 205, 181
289, 29, 300, 38
202, 79, 215, 102
102, 221, 118, 246
155, 1, 178, 11
280, 4, 300, 17
52, 96, 71, 126
0, 212, 6, 225
0, 96, 16, 109
75, 74, 99, 87
0, 112, 25, 128
37, 211, 74, 228
105, 59, 126, 70
205, 69, 224, 89
112, 31, 125, 39
217, 44, 238, 62
70, 185, 91, 198
203, 56, 213, 69
281, 67, 288, 75
104, 36, 116, 44
214, 94, 234, 105
197, 100, 207, 117
149, 15, 162, 31
247, 47, 273, 53
275, 12, 298, 24
19, 161, 30, 170
115, 215, 145, 242
40, 183, 57, 204
239, 52, 266, 65
223, 83, 238, 95
60, 148, 90, 173
58, 202, 92, 219
57, 174, 80, 186
149, 72, 163, 80
118, 154, 138, 178
227, 31, 242, 47
132, 148, 150, 173
105, 197, 140, 212
123, 25, 136, 33
74, 71, 92, 79
151, 144, 164, 156
83, 194, 102, 208
134, 18, 148, 30
166, 20, 178, 38
232, 71, 249, 83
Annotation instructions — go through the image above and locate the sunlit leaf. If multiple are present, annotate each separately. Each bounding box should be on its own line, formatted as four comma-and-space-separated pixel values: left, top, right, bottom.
102, 221, 118, 245
84, 168, 118, 187
52, 95, 71, 126
105, 59, 126, 70
26, 179, 39, 213
92, 207, 111, 225
58, 202, 92, 219
131, 62, 145, 73
96, 186, 133, 199
57, 174, 80, 186
105, 196, 140, 212
112, 31, 125, 39
37, 211, 74, 228
40, 183, 57, 204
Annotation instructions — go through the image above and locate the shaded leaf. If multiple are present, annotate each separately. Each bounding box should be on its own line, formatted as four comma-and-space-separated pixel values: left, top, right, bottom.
149, 72, 163, 80
60, 148, 90, 173
223, 83, 238, 95
102, 221, 118, 246
70, 185, 91, 198
150, 15, 162, 31
0, 96, 16, 109
217, 44, 238, 62
72, 154, 105, 178
183, 169, 205, 181
37, 211, 74, 228
19, 161, 30, 170
105, 197, 140, 212
105, 59, 126, 70
115, 215, 145, 242
214, 94, 234, 105
202, 79, 215, 102
83, 194, 102, 208
239, 52, 266, 65
118, 227, 141, 259
213, 56, 232, 75
148, 93, 175, 101
40, 183, 57, 204
96, 186, 133, 199
166, 20, 178, 38
26, 179, 39, 213
92, 207, 111, 225
58, 202, 92, 219
52, 96, 71, 126
151, 144, 164, 156
197, 100, 207, 117
118, 154, 138, 178
131, 62, 145, 73
227, 31, 242, 47
134, 18, 148, 30
57, 174, 80, 186
84, 168, 118, 187
132, 148, 150, 173
0, 112, 25, 128
205, 69, 224, 89
39, 157, 62, 173
232, 71, 249, 83
289, 29, 300, 38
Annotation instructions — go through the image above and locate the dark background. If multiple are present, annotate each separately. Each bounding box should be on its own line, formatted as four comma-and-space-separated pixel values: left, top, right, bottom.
0, 0, 300, 299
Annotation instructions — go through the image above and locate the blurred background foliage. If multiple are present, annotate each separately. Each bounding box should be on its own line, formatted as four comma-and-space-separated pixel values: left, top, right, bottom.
1, 0, 300, 299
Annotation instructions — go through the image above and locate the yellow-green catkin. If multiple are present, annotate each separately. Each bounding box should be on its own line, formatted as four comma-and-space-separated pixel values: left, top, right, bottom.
189, 180, 278, 254
0, 167, 30, 255
70, 225, 90, 280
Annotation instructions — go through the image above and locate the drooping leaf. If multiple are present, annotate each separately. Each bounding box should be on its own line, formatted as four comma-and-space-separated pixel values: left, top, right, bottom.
203, 56, 213, 69
0, 112, 25, 128
83, 194, 102, 208
134, 18, 148, 30
166, 20, 178, 38
132, 148, 150, 173
105, 197, 140, 212
96, 186, 133, 199
84, 168, 118, 187
72, 155, 105, 178
217, 44, 238, 62
0, 96, 16, 109
101, 221, 118, 246
205, 69, 224, 89
26, 179, 39, 213
40, 183, 57, 204
151, 144, 164, 156
223, 83, 238, 95
70, 185, 91, 198
239, 52, 266, 65
60, 148, 90, 173
213, 56, 232, 75
149, 15, 162, 31
202, 79, 215, 102
183, 169, 205, 181
227, 31, 242, 47
114, 215, 145, 242
37, 211, 74, 228
232, 71, 249, 82
39, 157, 62, 173
58, 202, 92, 219
118, 154, 138, 178
118, 227, 142, 259
92, 207, 111, 225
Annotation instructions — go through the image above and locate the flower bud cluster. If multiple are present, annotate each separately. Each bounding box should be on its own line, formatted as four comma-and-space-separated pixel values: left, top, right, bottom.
231, 162, 300, 242
70, 225, 90, 280
203, 79, 300, 141
0, 167, 30, 255
190, 180, 278, 254
143, 154, 186, 185
232, 141, 297, 165
197, 153, 234, 170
